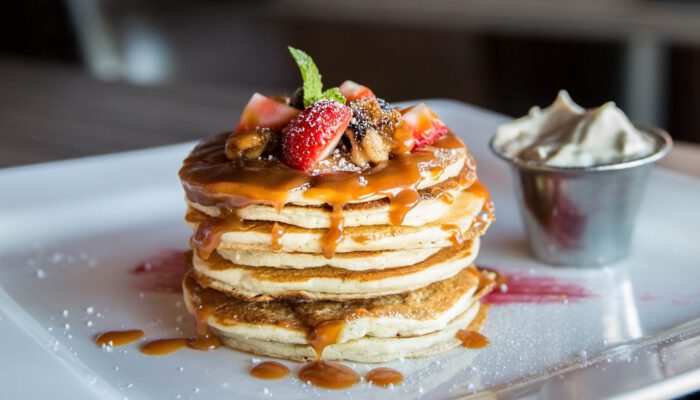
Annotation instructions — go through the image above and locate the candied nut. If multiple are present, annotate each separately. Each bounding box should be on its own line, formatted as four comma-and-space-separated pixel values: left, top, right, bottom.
347, 128, 392, 166
345, 99, 404, 165
225, 128, 274, 160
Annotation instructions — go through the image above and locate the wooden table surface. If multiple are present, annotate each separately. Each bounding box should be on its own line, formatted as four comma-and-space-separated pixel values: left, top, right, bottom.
1, 57, 698, 178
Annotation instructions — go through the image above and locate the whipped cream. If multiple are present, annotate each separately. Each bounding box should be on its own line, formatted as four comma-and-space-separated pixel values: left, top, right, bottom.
493, 90, 655, 167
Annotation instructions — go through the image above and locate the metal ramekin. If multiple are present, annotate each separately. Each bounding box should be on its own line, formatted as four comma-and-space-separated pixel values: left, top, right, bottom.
490, 126, 672, 267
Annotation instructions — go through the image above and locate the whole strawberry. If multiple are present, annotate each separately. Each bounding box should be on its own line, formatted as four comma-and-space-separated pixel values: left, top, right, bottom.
281, 100, 353, 171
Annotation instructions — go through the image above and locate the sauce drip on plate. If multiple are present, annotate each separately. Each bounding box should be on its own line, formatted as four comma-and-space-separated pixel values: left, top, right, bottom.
95, 330, 144, 347
455, 303, 491, 348
137, 304, 221, 356
250, 361, 290, 380
366, 367, 405, 387
456, 330, 490, 349
298, 360, 361, 389
140, 338, 188, 355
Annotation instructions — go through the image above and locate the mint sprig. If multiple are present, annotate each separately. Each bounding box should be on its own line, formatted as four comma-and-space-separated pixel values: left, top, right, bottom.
320, 87, 345, 104
288, 46, 345, 107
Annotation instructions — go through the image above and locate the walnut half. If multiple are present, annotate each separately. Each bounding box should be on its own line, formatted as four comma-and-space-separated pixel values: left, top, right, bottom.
225, 128, 276, 160
345, 98, 410, 166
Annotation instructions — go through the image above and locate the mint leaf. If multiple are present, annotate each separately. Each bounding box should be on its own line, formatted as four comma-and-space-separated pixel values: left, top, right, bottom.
319, 87, 345, 104
288, 46, 322, 107
288, 46, 346, 107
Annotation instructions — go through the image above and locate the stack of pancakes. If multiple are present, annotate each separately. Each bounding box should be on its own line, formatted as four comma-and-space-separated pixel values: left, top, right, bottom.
179, 130, 495, 363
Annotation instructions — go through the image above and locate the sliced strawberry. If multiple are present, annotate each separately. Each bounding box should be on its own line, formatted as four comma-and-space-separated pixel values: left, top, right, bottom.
339, 80, 375, 101
235, 93, 300, 133
401, 103, 449, 149
281, 100, 353, 171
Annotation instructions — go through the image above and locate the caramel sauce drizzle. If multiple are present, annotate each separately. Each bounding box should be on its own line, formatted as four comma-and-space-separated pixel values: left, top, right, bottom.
466, 179, 490, 202
429, 165, 444, 179
250, 361, 290, 380
187, 304, 221, 351
138, 304, 221, 356
298, 360, 360, 390
366, 368, 405, 387
180, 132, 469, 259
352, 235, 371, 244
270, 222, 286, 252
97, 307, 221, 356
321, 207, 345, 258
441, 224, 465, 250
440, 180, 494, 251
95, 330, 144, 347
387, 188, 420, 225
295, 319, 364, 389
178, 132, 470, 387
456, 330, 490, 349
188, 210, 245, 260
437, 188, 455, 205
140, 338, 188, 355
306, 320, 346, 358
456, 304, 491, 349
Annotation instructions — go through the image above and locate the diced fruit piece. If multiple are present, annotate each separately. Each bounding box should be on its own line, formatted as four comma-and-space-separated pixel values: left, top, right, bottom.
401, 103, 449, 149
235, 93, 300, 133
225, 128, 275, 161
281, 100, 353, 171
339, 80, 375, 101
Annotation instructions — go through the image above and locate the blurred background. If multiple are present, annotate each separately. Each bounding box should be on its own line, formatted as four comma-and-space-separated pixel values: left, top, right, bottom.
2, 0, 700, 168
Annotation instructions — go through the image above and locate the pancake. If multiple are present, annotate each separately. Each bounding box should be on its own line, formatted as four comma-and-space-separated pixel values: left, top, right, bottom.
219, 304, 483, 363
188, 171, 473, 229
193, 240, 480, 301
183, 266, 495, 362
180, 131, 469, 209
189, 186, 492, 256
217, 247, 442, 270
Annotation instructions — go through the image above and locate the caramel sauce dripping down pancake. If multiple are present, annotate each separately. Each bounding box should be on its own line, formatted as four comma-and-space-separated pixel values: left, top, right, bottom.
186, 181, 491, 259
191, 240, 480, 301
180, 131, 467, 210
180, 265, 495, 363
307, 320, 346, 358
181, 132, 469, 259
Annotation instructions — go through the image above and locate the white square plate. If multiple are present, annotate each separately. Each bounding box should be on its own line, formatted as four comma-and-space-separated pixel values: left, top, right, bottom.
2, 100, 699, 400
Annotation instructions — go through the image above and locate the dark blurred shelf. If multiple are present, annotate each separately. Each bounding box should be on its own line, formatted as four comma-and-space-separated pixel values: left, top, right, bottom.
0, 57, 285, 168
